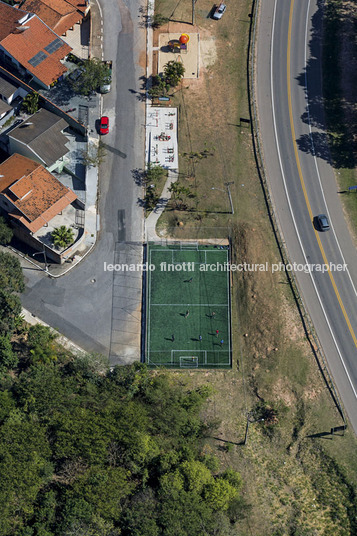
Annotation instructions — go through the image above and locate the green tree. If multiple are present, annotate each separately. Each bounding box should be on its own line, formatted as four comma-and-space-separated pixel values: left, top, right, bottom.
51, 226, 74, 248
0, 390, 15, 423
145, 163, 166, 185
0, 421, 51, 534
163, 60, 185, 87
168, 182, 194, 209
0, 290, 21, 334
148, 75, 169, 98
0, 251, 25, 293
204, 477, 239, 511
71, 466, 133, 522
70, 58, 111, 96
82, 140, 107, 167
0, 216, 13, 245
144, 186, 160, 210
151, 13, 169, 28
0, 333, 18, 372
22, 92, 39, 114
27, 325, 58, 365
180, 459, 213, 492
120, 490, 159, 536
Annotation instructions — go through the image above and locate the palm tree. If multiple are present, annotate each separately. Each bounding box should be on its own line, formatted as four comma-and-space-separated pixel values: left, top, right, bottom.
163, 61, 185, 87
51, 226, 74, 249
21, 92, 39, 114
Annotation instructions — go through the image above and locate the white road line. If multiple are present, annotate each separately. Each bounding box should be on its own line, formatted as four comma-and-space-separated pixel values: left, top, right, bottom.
303, 0, 357, 299
270, 0, 357, 399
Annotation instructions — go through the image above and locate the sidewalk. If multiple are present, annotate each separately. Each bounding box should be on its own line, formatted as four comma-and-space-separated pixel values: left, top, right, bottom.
144, 1, 180, 241
145, 168, 179, 240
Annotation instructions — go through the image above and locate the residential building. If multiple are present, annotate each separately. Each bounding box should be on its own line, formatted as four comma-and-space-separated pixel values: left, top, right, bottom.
0, 1, 72, 88
19, 0, 90, 36
0, 153, 80, 263
7, 107, 70, 172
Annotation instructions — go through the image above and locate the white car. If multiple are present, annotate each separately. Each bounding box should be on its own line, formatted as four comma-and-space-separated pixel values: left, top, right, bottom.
213, 3, 227, 19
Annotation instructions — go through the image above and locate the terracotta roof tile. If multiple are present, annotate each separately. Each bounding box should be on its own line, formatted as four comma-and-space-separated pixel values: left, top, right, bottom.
0, 2, 72, 86
21, 0, 83, 34
0, 153, 77, 233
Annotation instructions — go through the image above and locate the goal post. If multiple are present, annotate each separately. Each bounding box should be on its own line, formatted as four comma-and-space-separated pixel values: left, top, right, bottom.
179, 356, 199, 368
172, 350, 207, 367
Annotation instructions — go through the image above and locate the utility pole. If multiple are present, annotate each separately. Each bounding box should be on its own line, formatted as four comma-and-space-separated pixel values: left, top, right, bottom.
225, 181, 234, 215
192, 0, 195, 25
211, 182, 235, 215
32, 244, 49, 273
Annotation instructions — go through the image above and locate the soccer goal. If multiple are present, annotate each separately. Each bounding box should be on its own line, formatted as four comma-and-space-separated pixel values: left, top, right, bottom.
179, 356, 199, 368
172, 350, 207, 367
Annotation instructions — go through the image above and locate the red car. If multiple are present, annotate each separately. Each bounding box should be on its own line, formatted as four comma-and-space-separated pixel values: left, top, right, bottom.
99, 116, 109, 135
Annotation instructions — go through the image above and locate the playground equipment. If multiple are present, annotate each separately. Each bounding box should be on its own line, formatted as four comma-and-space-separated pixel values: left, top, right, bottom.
168, 34, 190, 53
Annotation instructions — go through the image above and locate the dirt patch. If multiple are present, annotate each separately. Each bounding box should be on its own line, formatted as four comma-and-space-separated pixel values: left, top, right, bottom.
200, 36, 218, 69
272, 378, 296, 406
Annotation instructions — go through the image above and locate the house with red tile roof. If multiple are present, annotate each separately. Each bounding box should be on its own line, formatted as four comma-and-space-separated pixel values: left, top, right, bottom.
19, 0, 90, 37
0, 153, 77, 235
0, 1, 72, 88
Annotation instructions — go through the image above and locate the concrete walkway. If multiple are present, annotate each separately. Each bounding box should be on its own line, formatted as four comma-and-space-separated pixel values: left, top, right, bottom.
145, 168, 179, 240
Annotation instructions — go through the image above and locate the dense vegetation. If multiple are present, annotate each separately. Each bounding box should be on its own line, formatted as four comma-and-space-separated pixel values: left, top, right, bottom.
0, 246, 243, 535
0, 357, 244, 536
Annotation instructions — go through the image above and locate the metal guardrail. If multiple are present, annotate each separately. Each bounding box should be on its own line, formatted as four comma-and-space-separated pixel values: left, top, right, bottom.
247, 0, 347, 426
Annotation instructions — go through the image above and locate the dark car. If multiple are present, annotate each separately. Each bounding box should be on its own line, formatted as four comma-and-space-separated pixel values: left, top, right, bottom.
213, 2, 227, 19
99, 116, 109, 135
317, 214, 330, 231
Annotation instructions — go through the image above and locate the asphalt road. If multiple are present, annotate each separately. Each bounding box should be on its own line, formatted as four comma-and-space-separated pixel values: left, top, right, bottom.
256, 0, 357, 431
21, 0, 146, 365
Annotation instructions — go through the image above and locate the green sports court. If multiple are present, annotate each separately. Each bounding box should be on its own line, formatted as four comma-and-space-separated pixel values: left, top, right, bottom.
144, 242, 232, 368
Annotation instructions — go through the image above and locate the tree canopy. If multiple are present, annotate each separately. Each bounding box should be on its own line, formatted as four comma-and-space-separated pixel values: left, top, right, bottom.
70, 58, 111, 96
0, 352, 244, 535
0, 254, 243, 535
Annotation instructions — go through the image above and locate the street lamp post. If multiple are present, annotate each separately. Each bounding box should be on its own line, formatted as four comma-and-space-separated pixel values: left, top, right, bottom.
211, 181, 234, 214
33, 244, 49, 273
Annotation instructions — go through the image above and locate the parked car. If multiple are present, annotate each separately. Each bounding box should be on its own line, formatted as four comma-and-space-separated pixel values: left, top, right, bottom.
316, 214, 330, 231
99, 116, 109, 135
68, 68, 83, 82
213, 3, 227, 19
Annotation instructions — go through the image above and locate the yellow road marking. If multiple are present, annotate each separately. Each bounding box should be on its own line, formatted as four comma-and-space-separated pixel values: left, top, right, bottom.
287, 0, 357, 347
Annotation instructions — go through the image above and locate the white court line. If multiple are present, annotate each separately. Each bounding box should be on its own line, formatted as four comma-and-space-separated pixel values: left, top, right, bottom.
150, 303, 229, 307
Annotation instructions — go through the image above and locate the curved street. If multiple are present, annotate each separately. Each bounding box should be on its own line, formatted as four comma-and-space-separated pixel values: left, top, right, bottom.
21, 0, 146, 365
256, 0, 357, 431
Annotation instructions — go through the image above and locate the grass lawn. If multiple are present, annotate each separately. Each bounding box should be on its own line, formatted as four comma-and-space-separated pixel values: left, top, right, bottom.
146, 244, 231, 367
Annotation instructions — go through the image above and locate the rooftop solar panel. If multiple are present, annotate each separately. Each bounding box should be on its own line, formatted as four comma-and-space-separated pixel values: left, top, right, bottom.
44, 38, 63, 55
28, 51, 47, 67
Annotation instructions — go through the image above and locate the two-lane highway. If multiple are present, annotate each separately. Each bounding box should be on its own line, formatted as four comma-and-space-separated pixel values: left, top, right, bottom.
256, 0, 357, 430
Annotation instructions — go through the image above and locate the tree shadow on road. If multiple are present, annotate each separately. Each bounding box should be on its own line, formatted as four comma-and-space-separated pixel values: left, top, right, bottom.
295, 0, 356, 170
